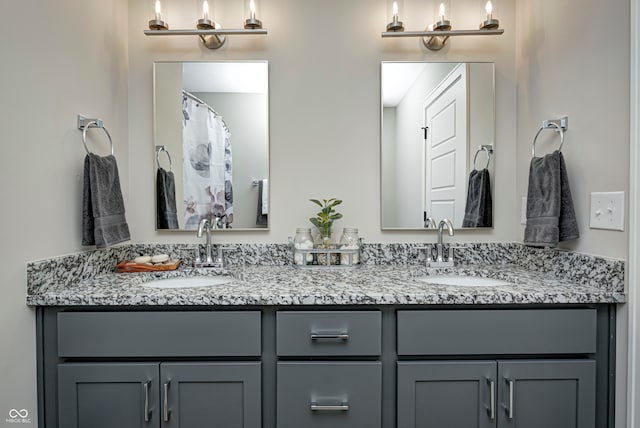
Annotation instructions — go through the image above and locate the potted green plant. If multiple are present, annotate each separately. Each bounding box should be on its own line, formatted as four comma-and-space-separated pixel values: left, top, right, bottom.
309, 198, 343, 246
309, 198, 342, 264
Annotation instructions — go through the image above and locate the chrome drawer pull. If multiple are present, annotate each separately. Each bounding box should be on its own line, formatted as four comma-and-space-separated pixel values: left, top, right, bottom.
163, 382, 170, 422
506, 378, 514, 419
310, 402, 350, 412
486, 378, 495, 420
310, 333, 350, 340
143, 381, 151, 422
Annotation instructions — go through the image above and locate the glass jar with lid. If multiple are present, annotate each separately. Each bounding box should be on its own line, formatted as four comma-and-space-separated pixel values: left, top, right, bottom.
339, 227, 360, 265
293, 228, 313, 265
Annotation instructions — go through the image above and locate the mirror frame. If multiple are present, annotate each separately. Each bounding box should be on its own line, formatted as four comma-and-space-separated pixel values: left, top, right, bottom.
380, 61, 496, 231
153, 60, 270, 232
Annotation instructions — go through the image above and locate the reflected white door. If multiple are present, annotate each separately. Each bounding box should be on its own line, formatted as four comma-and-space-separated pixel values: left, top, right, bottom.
424, 64, 468, 226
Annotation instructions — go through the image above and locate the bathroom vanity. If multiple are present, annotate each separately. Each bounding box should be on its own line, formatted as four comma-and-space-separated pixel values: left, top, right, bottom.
36, 304, 613, 428
28, 244, 624, 428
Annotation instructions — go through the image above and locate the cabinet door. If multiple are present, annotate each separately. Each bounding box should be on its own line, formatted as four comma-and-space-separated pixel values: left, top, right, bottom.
277, 362, 382, 428
161, 362, 261, 428
397, 361, 496, 428
497, 360, 596, 428
58, 363, 160, 428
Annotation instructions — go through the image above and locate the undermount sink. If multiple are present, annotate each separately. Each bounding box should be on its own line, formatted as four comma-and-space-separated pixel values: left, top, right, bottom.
141, 276, 232, 289
416, 275, 514, 287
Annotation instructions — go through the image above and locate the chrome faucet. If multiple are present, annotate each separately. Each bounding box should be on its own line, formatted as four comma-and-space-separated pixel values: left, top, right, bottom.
427, 218, 455, 267
195, 218, 224, 268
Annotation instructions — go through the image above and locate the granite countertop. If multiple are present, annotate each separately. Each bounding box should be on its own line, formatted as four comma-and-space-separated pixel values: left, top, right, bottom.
26, 263, 625, 307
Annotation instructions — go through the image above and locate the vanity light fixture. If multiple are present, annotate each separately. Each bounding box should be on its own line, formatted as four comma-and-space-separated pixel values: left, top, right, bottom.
144, 0, 267, 50
387, 1, 404, 32
382, 0, 504, 51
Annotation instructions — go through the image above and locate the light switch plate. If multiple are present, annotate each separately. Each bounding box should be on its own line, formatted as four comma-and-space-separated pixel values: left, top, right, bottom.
521, 197, 527, 225
590, 192, 624, 231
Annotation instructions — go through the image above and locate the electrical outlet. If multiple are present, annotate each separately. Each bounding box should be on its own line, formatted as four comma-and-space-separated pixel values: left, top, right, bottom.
521, 197, 527, 225
590, 192, 624, 231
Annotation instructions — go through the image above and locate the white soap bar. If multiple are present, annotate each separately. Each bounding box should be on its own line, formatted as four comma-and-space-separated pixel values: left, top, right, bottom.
134, 256, 152, 264
151, 254, 170, 264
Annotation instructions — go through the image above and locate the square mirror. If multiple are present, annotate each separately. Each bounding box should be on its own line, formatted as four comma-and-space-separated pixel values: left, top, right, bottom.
153, 61, 269, 230
381, 62, 495, 229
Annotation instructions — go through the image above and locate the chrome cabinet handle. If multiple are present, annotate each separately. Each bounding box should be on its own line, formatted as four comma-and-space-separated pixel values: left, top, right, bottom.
143, 381, 151, 422
486, 378, 495, 420
163, 382, 170, 422
310, 333, 350, 340
310, 402, 350, 412
506, 379, 514, 419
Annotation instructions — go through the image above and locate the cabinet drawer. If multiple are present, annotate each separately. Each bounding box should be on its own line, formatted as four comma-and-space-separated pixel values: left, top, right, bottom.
57, 311, 261, 357
397, 309, 596, 355
276, 311, 381, 356
277, 362, 381, 428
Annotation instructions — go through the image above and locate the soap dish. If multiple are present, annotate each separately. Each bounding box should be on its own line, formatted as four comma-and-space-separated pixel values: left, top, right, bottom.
116, 259, 181, 273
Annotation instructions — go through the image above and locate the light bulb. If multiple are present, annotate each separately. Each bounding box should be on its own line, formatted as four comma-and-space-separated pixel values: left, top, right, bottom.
439, 3, 446, 21
250, 0, 256, 19
203, 0, 209, 19
392, 1, 399, 17
485, 1, 493, 19
154, 0, 162, 20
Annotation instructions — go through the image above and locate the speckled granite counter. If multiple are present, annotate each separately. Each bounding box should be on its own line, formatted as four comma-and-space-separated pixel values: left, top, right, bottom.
26, 243, 625, 306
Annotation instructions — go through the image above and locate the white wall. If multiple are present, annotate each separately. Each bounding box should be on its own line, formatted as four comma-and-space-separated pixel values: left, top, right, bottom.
515, 1, 630, 260
468, 63, 495, 168
382, 107, 398, 226
154, 62, 184, 227
0, 0, 129, 424
515, 1, 630, 426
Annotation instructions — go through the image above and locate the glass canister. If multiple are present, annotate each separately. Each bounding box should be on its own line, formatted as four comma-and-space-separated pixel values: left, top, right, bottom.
293, 228, 313, 265
339, 228, 360, 265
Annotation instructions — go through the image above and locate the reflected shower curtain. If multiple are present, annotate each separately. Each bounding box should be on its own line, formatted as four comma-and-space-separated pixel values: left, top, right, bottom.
182, 94, 233, 229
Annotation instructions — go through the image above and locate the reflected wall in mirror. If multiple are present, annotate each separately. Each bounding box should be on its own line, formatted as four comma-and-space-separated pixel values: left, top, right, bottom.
154, 61, 269, 230
381, 62, 495, 230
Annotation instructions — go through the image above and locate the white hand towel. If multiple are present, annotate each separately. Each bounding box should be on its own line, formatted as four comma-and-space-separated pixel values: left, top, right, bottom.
261, 179, 268, 215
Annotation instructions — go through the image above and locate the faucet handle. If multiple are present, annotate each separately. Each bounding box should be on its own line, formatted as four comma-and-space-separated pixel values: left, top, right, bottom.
444, 246, 454, 263
421, 244, 437, 263
194, 246, 202, 264
424, 216, 437, 228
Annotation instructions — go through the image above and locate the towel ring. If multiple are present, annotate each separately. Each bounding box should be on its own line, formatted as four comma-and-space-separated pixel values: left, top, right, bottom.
156, 146, 172, 171
82, 121, 114, 156
531, 122, 564, 157
473, 146, 492, 170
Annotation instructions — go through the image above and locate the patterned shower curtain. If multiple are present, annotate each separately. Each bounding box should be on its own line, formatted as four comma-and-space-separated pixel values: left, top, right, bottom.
182, 93, 233, 229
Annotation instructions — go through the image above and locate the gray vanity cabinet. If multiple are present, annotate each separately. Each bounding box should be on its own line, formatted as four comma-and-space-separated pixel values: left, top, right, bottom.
161, 362, 261, 428
53, 311, 262, 428
38, 305, 615, 428
496, 360, 595, 428
397, 361, 495, 428
275, 311, 383, 428
277, 362, 382, 428
397, 360, 596, 428
58, 362, 261, 428
58, 363, 159, 428
396, 309, 599, 428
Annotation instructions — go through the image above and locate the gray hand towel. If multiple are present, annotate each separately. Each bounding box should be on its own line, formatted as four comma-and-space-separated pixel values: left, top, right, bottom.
156, 167, 179, 229
558, 153, 579, 241
82, 153, 130, 248
524, 150, 578, 247
256, 179, 268, 227
462, 168, 493, 227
